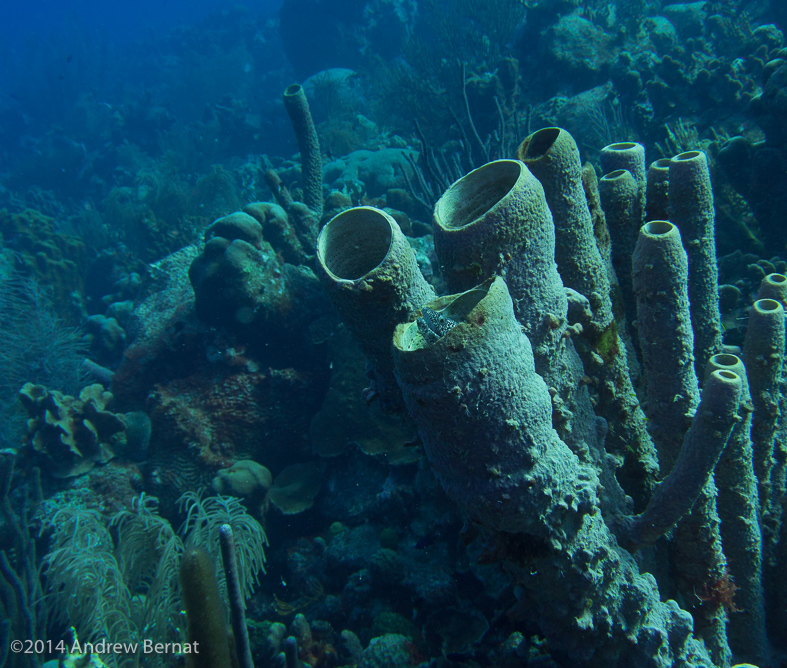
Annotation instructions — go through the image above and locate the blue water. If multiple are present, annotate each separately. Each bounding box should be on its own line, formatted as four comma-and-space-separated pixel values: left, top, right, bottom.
1, 0, 283, 46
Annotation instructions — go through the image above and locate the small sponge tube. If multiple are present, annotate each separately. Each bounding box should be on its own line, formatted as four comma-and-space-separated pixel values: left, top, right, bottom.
316, 206, 435, 411
624, 369, 742, 547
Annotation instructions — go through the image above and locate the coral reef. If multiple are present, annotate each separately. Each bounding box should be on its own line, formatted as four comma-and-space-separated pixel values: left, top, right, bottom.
212, 460, 273, 507
4, 3, 787, 667
188, 210, 330, 358
143, 362, 324, 511
268, 463, 322, 515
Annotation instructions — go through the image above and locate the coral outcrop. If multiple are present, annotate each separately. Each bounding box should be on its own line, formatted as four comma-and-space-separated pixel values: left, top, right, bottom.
188, 210, 330, 362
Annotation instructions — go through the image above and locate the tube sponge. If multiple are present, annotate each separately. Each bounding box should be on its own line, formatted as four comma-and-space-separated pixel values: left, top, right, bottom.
743, 298, 786, 497
646, 158, 671, 222
432, 159, 566, 373
632, 221, 700, 472
316, 206, 435, 411
433, 159, 640, 510
519, 131, 657, 507
757, 272, 787, 306
599, 168, 639, 324
704, 354, 768, 666
517, 128, 613, 334
219, 525, 254, 668
392, 276, 596, 536
392, 279, 719, 667
623, 368, 742, 547
600, 142, 647, 276
621, 357, 742, 665
393, 283, 718, 667
600, 142, 646, 186
669, 150, 722, 374
179, 548, 233, 668
283, 84, 323, 220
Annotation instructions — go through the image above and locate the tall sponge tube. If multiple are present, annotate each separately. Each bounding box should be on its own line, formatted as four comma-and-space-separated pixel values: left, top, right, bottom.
669, 150, 722, 374
392, 276, 594, 536
633, 220, 700, 472
743, 297, 786, 499
516, 127, 613, 334
283, 84, 323, 220
622, 368, 742, 548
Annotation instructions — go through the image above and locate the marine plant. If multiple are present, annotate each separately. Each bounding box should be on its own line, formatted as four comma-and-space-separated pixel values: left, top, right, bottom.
177, 491, 268, 601
372, 0, 526, 144
655, 118, 702, 159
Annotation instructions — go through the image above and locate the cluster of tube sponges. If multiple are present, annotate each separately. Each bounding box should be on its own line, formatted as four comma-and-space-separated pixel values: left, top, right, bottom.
314, 128, 784, 667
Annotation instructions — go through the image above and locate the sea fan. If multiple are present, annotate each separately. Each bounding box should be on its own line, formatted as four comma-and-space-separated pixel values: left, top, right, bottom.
0, 273, 86, 395
111, 494, 184, 640
0, 273, 87, 449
